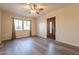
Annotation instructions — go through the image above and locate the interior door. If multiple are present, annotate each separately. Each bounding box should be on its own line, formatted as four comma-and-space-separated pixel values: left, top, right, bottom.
47, 17, 56, 40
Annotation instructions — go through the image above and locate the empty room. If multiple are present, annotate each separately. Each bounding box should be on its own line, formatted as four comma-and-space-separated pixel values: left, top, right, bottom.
0, 3, 79, 55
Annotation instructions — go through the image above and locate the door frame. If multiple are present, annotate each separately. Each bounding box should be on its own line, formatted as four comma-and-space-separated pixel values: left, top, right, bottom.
47, 16, 56, 40
30, 20, 32, 37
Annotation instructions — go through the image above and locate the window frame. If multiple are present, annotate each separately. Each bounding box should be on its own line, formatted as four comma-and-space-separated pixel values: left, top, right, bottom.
14, 18, 31, 31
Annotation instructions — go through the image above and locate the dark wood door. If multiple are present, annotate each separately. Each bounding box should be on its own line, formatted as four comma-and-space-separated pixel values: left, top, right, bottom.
47, 17, 56, 40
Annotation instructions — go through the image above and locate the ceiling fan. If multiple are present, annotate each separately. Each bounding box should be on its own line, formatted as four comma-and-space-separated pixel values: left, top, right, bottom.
26, 3, 44, 14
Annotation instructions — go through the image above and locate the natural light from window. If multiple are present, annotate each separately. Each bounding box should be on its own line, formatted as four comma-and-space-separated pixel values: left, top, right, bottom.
14, 19, 30, 31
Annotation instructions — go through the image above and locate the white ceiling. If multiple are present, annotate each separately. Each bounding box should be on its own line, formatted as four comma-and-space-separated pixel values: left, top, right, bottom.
0, 3, 72, 18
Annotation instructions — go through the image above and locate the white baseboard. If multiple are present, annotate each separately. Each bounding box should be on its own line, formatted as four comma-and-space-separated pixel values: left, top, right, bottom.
56, 40, 79, 48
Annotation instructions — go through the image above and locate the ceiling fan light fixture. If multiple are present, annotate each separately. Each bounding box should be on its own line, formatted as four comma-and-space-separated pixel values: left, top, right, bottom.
31, 10, 36, 14
26, 3, 44, 14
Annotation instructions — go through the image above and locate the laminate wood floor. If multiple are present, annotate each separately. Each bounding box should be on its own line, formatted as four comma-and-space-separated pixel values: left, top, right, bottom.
0, 37, 79, 55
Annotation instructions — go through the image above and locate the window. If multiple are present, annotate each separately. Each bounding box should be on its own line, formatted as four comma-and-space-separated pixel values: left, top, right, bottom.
24, 21, 30, 30
14, 19, 31, 30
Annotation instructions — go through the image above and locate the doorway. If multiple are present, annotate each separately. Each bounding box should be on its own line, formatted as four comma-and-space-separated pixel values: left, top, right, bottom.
47, 17, 56, 40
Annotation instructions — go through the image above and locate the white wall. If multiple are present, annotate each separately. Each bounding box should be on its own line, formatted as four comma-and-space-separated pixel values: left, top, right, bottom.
0, 11, 1, 43
37, 4, 79, 47
1, 11, 37, 40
